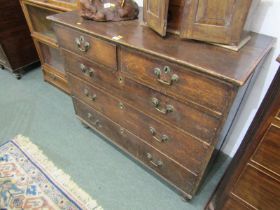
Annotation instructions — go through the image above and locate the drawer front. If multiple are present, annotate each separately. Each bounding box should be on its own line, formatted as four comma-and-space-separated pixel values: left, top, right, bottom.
252, 124, 280, 175
232, 165, 280, 210
73, 98, 198, 196
54, 24, 117, 69
64, 51, 220, 142
64, 50, 120, 90
222, 198, 251, 210
43, 64, 70, 94
68, 75, 210, 174
120, 48, 234, 114
120, 77, 221, 143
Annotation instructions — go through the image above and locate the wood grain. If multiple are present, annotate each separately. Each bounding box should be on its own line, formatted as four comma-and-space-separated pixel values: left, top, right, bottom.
73, 97, 198, 198
48, 10, 274, 86
0, 0, 38, 72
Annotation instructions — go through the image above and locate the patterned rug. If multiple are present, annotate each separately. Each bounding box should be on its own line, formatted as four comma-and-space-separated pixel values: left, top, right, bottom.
0, 135, 103, 210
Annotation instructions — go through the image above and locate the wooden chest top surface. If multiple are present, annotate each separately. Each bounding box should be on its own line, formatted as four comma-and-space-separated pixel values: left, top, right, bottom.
48, 10, 274, 86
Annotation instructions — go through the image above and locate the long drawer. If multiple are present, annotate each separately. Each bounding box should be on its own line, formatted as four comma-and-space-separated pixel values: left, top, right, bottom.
64, 51, 221, 143
120, 47, 235, 114
73, 98, 199, 197
68, 74, 211, 174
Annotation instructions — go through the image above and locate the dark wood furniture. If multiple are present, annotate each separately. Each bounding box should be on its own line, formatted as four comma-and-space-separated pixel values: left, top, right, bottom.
48, 10, 274, 199
0, 0, 38, 79
206, 56, 280, 210
143, 0, 252, 46
20, 0, 78, 93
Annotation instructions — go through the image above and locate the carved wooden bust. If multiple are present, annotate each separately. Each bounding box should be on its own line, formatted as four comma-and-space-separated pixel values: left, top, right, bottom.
80, 0, 139, 22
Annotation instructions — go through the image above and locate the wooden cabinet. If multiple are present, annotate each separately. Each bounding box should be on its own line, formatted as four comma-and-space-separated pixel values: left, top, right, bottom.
206, 56, 280, 210
0, 0, 38, 79
19, 0, 78, 93
48, 11, 273, 199
143, 0, 252, 45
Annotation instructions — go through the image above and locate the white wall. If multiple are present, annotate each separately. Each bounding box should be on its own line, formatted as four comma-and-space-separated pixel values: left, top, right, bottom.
222, 0, 280, 157
134, 0, 279, 157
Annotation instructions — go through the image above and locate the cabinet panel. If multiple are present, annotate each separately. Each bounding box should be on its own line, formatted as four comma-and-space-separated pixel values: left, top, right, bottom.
180, 0, 252, 45
143, 0, 169, 36
25, 4, 58, 41
233, 165, 280, 210
252, 124, 280, 175
39, 43, 64, 73
196, 0, 235, 26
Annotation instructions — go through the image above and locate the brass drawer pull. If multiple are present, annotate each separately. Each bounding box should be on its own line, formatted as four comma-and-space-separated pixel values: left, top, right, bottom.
87, 112, 102, 128
154, 66, 179, 86
80, 64, 94, 77
151, 97, 174, 114
75, 36, 90, 52
149, 127, 169, 143
146, 153, 163, 168
84, 88, 97, 101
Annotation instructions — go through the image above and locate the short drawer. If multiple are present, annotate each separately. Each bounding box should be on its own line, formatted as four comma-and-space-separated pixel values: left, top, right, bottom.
54, 24, 117, 69
120, 48, 235, 114
43, 64, 70, 94
73, 98, 199, 196
68, 75, 211, 174
119, 77, 221, 143
251, 124, 280, 175
64, 50, 120, 90
232, 164, 280, 210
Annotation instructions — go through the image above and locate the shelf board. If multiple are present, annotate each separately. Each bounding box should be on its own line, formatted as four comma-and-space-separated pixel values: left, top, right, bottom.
23, 0, 75, 12
32, 32, 58, 48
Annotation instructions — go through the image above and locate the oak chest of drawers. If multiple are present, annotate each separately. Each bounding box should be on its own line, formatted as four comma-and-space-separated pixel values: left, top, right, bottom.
48, 11, 274, 199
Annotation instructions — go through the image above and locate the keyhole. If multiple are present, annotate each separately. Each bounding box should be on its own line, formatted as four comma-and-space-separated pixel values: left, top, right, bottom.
164, 66, 171, 74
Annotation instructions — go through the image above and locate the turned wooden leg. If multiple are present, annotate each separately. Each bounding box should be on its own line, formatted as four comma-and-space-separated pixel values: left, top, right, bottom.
14, 72, 22, 80
81, 122, 90, 129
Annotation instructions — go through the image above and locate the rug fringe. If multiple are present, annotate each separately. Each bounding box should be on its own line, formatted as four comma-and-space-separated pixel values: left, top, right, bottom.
13, 135, 103, 210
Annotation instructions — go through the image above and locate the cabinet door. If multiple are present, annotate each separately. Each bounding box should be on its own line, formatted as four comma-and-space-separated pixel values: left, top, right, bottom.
143, 0, 169, 36
180, 0, 252, 45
